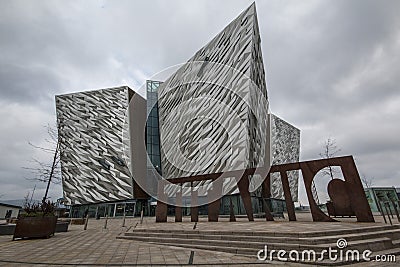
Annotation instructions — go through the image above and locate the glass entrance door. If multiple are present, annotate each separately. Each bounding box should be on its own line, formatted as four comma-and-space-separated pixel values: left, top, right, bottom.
115, 203, 125, 217
113, 202, 136, 217
125, 203, 135, 216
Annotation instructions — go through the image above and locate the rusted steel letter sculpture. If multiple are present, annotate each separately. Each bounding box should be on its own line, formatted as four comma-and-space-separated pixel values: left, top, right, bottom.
155, 155, 374, 223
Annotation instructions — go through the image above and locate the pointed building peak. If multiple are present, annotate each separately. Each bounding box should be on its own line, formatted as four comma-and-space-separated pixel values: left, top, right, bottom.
161, 2, 266, 95
185, 3, 260, 64
233, 1, 257, 23
248, 1, 256, 10
240, 1, 256, 17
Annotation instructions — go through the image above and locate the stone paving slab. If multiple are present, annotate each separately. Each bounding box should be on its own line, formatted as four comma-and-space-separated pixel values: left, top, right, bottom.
0, 216, 398, 266
0, 218, 268, 266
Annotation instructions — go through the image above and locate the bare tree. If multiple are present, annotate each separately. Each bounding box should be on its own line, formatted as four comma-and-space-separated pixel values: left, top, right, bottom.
22, 185, 38, 207
361, 173, 374, 188
319, 138, 341, 180
23, 124, 61, 204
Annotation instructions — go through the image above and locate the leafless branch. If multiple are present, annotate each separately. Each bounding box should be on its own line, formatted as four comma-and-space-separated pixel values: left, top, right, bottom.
319, 138, 341, 180
361, 173, 374, 188
24, 124, 63, 202
28, 141, 56, 154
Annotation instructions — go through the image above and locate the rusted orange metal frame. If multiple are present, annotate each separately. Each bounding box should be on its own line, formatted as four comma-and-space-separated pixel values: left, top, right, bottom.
155, 156, 374, 223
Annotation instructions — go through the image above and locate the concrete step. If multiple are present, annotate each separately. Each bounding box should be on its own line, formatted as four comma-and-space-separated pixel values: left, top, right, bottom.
124, 228, 400, 246
131, 224, 400, 238
120, 225, 400, 265
120, 239, 397, 266
371, 247, 400, 257
307, 228, 400, 244
118, 235, 394, 253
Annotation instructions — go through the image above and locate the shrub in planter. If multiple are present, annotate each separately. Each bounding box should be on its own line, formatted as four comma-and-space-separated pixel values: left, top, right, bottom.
13, 201, 58, 240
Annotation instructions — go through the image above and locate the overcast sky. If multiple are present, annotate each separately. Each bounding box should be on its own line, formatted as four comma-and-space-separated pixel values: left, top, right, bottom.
0, 0, 399, 205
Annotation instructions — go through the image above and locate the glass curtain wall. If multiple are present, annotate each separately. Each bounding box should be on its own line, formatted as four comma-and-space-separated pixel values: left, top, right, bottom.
146, 80, 163, 175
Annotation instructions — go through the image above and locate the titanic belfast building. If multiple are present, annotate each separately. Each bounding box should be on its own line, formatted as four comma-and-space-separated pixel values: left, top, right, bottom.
56, 3, 300, 218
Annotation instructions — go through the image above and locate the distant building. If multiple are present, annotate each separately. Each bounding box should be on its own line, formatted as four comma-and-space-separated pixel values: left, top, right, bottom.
0, 203, 21, 219
364, 187, 399, 213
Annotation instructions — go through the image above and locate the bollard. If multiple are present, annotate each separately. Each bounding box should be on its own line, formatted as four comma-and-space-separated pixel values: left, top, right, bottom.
229, 198, 236, 222
104, 215, 109, 229
188, 251, 195, 265
84, 214, 89, 230
122, 214, 126, 227
140, 209, 144, 224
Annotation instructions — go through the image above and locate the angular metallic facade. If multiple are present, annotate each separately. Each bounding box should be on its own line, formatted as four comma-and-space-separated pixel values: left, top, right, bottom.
56, 4, 301, 209
56, 86, 146, 205
270, 114, 300, 201
157, 3, 270, 183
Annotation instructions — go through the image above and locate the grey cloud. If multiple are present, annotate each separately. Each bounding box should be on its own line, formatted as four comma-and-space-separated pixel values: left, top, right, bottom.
0, 0, 399, 203
0, 63, 62, 104
264, 0, 400, 113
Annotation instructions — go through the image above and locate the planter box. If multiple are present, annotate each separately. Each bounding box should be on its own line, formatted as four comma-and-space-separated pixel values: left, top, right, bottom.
1, 221, 68, 236
13, 216, 57, 240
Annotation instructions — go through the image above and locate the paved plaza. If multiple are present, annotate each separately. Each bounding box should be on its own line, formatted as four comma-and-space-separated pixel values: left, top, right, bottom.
0, 214, 399, 266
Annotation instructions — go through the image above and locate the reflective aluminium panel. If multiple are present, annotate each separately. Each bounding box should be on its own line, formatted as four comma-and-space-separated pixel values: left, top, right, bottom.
56, 86, 144, 205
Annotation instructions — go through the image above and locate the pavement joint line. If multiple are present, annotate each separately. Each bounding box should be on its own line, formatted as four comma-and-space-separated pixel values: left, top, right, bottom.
0, 259, 269, 266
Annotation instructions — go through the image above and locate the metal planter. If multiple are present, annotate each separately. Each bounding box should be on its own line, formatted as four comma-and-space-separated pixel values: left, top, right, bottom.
13, 216, 57, 240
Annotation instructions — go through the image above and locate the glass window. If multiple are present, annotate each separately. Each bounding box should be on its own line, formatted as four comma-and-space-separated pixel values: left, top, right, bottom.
115, 203, 125, 217
152, 117, 158, 127
153, 137, 159, 145
155, 157, 161, 168
153, 144, 160, 156
125, 203, 135, 216
146, 132, 151, 143
147, 118, 153, 127
107, 204, 115, 217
